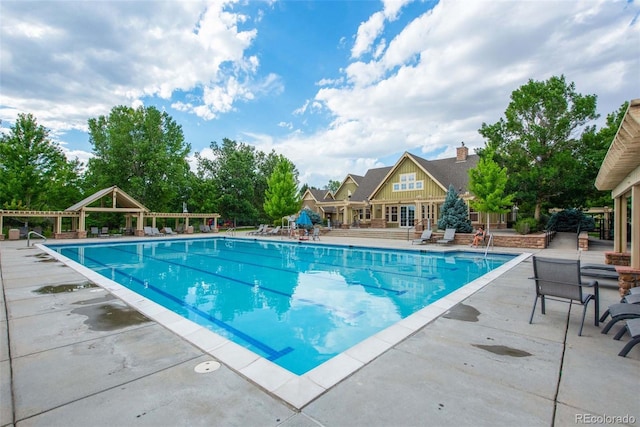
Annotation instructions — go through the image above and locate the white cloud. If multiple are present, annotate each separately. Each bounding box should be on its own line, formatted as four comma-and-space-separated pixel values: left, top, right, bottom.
351, 0, 412, 59
274, 0, 639, 186
1, 0, 637, 191
0, 0, 261, 131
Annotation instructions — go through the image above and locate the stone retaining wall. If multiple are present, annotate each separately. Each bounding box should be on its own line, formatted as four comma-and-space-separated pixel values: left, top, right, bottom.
421, 232, 552, 249
604, 251, 639, 296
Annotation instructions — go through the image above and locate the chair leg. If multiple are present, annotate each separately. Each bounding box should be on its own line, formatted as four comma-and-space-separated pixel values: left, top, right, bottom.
529, 297, 539, 324
602, 318, 623, 335
613, 326, 629, 341
578, 301, 590, 336
599, 308, 610, 323
618, 337, 640, 357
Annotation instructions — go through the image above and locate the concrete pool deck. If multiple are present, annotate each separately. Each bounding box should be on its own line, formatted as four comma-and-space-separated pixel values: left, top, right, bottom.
1, 232, 639, 426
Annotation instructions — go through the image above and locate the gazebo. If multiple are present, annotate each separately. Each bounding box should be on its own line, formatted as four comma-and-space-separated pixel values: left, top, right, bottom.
1, 186, 220, 239
595, 98, 640, 295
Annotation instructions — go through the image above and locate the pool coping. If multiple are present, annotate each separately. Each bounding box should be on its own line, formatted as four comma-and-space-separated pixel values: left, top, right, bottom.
37, 238, 531, 409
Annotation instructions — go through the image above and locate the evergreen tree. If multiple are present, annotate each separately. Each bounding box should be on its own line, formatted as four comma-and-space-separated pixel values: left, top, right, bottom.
438, 185, 472, 232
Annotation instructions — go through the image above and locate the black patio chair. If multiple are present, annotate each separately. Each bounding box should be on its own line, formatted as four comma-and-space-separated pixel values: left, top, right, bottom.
529, 256, 599, 336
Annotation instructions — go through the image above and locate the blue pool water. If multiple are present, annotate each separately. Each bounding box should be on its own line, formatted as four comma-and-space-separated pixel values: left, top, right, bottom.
49, 238, 515, 375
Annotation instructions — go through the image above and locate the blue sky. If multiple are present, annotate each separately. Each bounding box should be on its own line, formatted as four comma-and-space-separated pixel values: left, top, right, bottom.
1, 0, 638, 188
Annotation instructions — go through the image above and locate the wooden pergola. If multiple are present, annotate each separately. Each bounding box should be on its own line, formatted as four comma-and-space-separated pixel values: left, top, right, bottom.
595, 98, 640, 294
1, 186, 220, 239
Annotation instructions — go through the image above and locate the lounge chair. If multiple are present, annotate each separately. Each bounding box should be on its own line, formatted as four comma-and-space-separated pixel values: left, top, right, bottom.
529, 256, 599, 336
144, 226, 162, 237
249, 225, 266, 235
99, 227, 109, 237
412, 229, 433, 245
312, 227, 320, 241
613, 318, 640, 357
599, 303, 640, 335
580, 264, 619, 281
436, 228, 456, 245
162, 227, 176, 235
266, 225, 281, 236
90, 227, 100, 237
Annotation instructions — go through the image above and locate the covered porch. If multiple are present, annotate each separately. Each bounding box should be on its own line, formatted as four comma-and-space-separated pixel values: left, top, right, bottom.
595, 98, 640, 295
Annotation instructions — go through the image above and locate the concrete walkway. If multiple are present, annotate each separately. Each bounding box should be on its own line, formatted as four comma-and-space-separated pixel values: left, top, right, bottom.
1, 233, 638, 426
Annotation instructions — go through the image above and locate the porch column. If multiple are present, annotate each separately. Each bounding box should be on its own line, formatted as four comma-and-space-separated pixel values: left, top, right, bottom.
632, 185, 639, 268
614, 196, 627, 254
415, 200, 423, 229
432, 201, 438, 229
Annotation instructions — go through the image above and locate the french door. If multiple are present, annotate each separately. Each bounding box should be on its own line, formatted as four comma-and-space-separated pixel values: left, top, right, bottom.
400, 205, 415, 228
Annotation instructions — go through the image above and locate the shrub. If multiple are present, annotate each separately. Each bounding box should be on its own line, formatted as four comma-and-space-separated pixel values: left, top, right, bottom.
546, 208, 595, 232
515, 218, 538, 235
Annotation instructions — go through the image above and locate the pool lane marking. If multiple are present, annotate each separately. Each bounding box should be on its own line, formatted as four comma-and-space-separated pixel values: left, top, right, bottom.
195, 238, 464, 280
61, 248, 294, 361
64, 245, 367, 333
159, 241, 417, 294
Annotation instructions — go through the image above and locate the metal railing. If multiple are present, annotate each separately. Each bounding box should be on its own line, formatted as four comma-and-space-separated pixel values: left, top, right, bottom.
27, 231, 47, 246
544, 230, 555, 248
483, 233, 494, 258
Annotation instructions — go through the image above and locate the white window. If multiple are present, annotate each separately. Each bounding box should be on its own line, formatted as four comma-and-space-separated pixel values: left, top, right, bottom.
392, 173, 424, 192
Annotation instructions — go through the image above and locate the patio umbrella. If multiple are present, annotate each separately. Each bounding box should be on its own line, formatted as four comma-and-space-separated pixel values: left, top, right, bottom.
296, 210, 313, 228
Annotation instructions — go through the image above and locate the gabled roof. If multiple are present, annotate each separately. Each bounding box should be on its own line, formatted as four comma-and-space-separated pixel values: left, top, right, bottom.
413, 152, 479, 194
309, 188, 334, 201
65, 186, 149, 212
350, 166, 393, 201
333, 174, 364, 199
368, 151, 479, 199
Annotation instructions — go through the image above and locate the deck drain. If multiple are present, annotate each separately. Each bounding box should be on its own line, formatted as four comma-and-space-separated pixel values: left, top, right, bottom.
194, 361, 221, 373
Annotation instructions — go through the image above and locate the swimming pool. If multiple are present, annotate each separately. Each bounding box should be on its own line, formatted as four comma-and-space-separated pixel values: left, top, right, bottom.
47, 237, 516, 375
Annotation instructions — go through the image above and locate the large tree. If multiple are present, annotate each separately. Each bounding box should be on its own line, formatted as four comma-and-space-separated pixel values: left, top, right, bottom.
468, 150, 514, 233
195, 138, 259, 224
263, 158, 300, 221
194, 139, 299, 225
577, 101, 629, 208
478, 75, 598, 220
325, 180, 341, 194
0, 113, 82, 211
85, 105, 191, 212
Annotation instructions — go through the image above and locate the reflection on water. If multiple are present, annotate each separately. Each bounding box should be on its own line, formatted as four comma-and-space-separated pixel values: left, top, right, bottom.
50, 238, 514, 374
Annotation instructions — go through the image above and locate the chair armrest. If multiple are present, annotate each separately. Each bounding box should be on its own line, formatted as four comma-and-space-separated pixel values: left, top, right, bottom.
532, 278, 588, 287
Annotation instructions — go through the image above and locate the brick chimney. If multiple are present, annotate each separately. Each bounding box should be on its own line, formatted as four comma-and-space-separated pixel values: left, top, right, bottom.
456, 142, 468, 162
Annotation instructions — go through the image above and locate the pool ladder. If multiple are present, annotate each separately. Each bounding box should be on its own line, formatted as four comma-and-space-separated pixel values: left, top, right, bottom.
483, 233, 494, 258
27, 231, 47, 247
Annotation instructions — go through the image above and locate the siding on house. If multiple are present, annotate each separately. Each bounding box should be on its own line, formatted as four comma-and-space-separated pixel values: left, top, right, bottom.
309, 143, 505, 229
